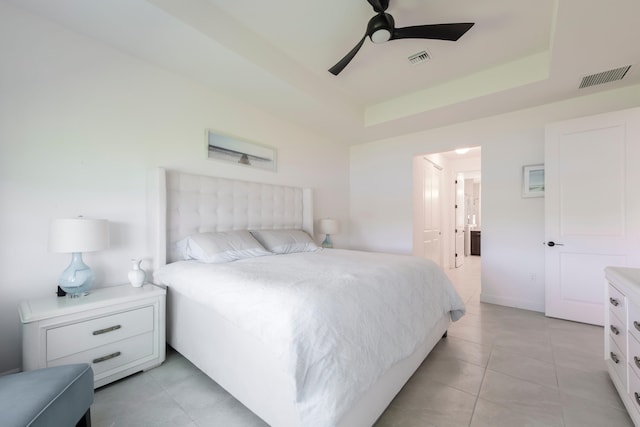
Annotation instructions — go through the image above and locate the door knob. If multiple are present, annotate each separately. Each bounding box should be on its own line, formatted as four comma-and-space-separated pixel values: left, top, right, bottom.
546, 241, 564, 247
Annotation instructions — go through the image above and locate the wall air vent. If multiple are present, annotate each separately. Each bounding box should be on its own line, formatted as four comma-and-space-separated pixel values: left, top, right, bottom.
579, 65, 631, 89
408, 50, 430, 65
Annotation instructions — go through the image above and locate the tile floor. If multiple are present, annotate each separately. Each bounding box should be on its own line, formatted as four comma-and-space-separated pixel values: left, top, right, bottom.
93, 256, 633, 426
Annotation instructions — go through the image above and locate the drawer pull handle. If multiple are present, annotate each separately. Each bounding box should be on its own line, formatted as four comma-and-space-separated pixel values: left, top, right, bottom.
634, 321, 640, 332
610, 325, 620, 335
610, 297, 619, 307
93, 351, 121, 364
634, 356, 640, 369
635, 392, 640, 406
92, 325, 121, 335
611, 352, 620, 364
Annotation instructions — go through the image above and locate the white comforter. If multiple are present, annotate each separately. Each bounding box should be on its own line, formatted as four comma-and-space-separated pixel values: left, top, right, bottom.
154, 249, 465, 427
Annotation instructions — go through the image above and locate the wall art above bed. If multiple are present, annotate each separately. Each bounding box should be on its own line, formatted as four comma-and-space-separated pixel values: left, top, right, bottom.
206, 129, 277, 171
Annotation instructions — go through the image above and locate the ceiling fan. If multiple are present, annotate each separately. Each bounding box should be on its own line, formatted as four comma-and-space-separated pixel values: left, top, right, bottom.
329, 0, 474, 76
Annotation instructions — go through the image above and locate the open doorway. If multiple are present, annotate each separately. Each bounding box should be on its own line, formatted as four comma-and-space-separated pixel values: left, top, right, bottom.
412, 147, 481, 272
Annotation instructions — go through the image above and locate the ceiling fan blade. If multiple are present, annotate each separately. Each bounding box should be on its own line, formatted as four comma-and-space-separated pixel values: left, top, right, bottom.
328, 35, 367, 76
366, 0, 389, 13
391, 23, 474, 41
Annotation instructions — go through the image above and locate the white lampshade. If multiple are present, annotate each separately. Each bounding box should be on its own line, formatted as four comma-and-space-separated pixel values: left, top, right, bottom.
318, 219, 339, 235
49, 218, 109, 253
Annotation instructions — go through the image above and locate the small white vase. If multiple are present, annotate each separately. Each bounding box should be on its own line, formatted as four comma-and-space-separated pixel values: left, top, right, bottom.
128, 259, 145, 288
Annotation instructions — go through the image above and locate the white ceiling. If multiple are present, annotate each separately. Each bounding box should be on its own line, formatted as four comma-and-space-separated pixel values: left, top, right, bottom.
9, 0, 640, 145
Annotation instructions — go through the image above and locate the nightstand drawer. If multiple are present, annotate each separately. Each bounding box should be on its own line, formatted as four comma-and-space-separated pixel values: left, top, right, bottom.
47, 306, 154, 361
48, 332, 154, 376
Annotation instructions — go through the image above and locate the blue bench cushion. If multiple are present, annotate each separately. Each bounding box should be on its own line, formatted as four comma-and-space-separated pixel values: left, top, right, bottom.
0, 363, 93, 427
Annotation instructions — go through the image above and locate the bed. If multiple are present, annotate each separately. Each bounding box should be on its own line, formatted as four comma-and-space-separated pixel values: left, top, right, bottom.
150, 168, 465, 427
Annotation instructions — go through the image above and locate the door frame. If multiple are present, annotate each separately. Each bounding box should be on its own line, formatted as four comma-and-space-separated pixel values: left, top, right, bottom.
412, 149, 482, 270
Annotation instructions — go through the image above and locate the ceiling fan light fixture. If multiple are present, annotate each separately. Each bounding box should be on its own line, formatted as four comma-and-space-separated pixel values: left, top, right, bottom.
371, 29, 391, 43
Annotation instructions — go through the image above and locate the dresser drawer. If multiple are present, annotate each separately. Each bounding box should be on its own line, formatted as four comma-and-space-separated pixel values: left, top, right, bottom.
608, 336, 627, 388
48, 331, 154, 376
608, 283, 626, 323
609, 309, 626, 356
629, 367, 640, 417
629, 333, 640, 378
629, 301, 640, 343
47, 306, 154, 361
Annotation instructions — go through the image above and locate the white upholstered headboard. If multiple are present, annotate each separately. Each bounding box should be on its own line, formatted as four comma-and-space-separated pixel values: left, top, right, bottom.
152, 168, 313, 269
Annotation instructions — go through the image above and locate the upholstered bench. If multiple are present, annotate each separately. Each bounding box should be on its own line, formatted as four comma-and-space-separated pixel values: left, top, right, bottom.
0, 363, 93, 427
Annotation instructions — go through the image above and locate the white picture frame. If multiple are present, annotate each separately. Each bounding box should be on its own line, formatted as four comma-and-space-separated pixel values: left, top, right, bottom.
522, 164, 544, 198
206, 129, 277, 172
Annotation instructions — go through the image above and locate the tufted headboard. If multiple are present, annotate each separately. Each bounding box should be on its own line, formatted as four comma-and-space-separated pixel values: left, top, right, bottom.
152, 168, 313, 269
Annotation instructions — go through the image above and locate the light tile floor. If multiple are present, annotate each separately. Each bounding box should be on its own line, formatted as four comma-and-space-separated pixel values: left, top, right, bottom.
93, 256, 632, 426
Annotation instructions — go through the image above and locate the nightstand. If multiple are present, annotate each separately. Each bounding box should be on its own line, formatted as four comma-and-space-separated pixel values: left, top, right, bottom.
19, 284, 166, 388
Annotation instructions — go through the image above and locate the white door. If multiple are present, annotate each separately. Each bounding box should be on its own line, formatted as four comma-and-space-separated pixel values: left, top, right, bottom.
422, 159, 442, 266
454, 174, 465, 268
545, 108, 640, 325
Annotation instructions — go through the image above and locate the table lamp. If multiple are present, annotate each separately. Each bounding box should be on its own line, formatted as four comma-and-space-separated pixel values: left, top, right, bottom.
318, 218, 339, 249
49, 217, 109, 297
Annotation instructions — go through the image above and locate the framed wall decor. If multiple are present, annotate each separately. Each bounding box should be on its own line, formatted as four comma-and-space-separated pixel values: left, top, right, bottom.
206, 130, 277, 171
522, 164, 544, 198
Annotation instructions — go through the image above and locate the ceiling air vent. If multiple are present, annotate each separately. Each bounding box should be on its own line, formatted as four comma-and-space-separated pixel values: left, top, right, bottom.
579, 65, 631, 89
408, 50, 430, 65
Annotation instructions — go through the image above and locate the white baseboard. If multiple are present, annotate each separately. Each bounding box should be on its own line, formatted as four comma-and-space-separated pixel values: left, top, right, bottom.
0, 367, 21, 377
480, 292, 544, 313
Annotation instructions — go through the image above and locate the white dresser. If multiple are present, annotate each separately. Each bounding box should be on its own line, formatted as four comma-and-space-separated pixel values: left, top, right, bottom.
605, 266, 640, 425
19, 284, 166, 388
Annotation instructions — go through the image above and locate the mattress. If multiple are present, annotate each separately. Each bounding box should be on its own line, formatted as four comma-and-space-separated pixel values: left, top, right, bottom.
154, 249, 465, 426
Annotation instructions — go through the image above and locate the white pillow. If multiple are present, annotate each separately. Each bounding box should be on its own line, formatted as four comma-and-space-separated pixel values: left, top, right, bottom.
250, 229, 319, 254
176, 230, 271, 263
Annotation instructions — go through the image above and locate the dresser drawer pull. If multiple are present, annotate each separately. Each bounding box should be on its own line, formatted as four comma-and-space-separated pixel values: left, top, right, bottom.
609, 297, 620, 307
610, 352, 620, 364
92, 325, 121, 336
635, 392, 640, 406
634, 321, 640, 332
610, 325, 620, 335
634, 356, 640, 369
93, 351, 121, 364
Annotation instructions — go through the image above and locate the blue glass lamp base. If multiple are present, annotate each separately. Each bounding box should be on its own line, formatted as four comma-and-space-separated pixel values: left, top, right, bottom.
59, 252, 94, 298
321, 234, 333, 249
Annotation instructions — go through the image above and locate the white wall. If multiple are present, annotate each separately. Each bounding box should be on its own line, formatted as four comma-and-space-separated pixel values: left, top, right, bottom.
350, 84, 640, 313
480, 129, 545, 311
0, 3, 349, 373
